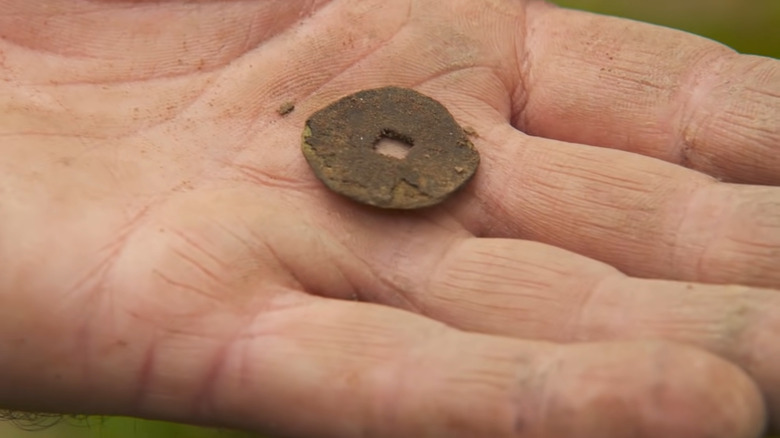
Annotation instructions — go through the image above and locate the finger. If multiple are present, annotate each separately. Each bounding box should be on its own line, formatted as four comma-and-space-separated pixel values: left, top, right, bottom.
454, 122, 780, 289
389, 236, 780, 429
0, 288, 765, 437
221, 301, 766, 438
517, 2, 780, 184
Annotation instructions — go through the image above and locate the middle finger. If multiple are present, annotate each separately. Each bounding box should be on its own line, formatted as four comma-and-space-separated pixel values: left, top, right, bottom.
455, 123, 780, 289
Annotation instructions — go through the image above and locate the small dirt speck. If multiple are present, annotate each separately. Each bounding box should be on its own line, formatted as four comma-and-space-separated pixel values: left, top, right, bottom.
463, 126, 479, 138
277, 101, 295, 116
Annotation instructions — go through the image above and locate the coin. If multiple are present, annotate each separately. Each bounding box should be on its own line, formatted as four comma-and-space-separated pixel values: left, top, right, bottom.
301, 86, 479, 209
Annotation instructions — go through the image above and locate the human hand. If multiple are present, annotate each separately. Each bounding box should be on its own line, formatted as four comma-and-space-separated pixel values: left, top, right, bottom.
0, 1, 778, 437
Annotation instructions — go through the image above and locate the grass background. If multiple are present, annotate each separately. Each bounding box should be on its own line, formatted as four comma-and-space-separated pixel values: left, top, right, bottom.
1, 0, 777, 437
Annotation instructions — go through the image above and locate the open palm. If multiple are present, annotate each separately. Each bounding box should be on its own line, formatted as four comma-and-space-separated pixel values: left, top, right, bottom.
1, 1, 778, 437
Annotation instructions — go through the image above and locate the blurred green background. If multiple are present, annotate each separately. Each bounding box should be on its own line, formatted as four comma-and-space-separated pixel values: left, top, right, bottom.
556, 0, 780, 58
1, 1, 777, 437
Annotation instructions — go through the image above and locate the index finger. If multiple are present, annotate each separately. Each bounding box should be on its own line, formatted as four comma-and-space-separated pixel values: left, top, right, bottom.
0, 291, 765, 438
516, 2, 779, 184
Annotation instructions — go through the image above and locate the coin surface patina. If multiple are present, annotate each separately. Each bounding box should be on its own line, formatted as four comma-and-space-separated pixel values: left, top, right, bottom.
301, 86, 480, 209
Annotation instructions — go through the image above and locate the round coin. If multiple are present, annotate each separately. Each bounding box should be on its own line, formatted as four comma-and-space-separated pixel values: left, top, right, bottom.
301, 86, 480, 209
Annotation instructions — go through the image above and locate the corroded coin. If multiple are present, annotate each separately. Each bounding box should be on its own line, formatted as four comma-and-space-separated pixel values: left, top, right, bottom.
301, 86, 480, 209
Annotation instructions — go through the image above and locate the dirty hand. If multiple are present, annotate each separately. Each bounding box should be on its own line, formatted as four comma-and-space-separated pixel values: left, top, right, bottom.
1, 1, 778, 437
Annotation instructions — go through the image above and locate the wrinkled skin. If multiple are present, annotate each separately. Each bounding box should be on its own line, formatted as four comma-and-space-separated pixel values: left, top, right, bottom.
1, 1, 779, 437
